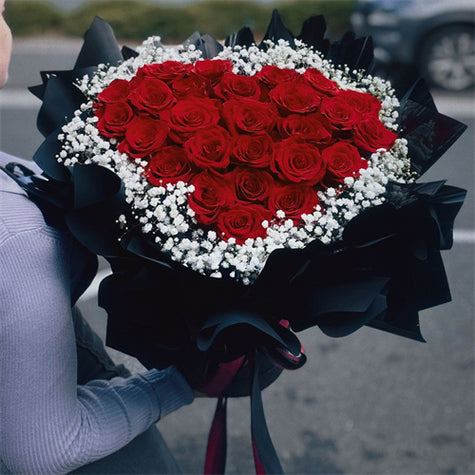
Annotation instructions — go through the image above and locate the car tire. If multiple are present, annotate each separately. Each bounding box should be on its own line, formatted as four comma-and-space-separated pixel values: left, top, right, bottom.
419, 24, 475, 92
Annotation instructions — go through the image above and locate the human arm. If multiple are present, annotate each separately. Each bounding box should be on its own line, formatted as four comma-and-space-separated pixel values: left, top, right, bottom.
0, 193, 193, 473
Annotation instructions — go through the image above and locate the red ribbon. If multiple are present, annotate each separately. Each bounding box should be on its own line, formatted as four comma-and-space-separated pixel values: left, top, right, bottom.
202, 320, 306, 474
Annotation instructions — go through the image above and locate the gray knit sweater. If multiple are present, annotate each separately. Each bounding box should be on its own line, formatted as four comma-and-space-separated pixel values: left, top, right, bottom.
0, 152, 193, 473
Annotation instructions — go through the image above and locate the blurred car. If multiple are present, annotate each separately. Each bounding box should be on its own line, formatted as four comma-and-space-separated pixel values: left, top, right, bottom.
351, 0, 475, 91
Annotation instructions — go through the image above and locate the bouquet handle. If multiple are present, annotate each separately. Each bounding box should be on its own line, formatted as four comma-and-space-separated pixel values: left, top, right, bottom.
204, 340, 305, 474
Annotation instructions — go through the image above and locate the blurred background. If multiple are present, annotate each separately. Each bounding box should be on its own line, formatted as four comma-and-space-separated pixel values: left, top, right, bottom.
0, 1, 474, 474
3, 0, 475, 93
4, 0, 354, 44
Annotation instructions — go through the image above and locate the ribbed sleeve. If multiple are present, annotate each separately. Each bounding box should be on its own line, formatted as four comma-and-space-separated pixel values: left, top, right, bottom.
0, 155, 193, 473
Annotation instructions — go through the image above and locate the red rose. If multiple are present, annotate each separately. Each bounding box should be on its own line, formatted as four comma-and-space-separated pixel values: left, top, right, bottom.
271, 138, 326, 185
97, 79, 131, 103
232, 133, 273, 168
184, 126, 232, 170
320, 95, 359, 129
144, 146, 194, 186
303, 69, 339, 96
269, 82, 321, 115
230, 166, 274, 203
193, 59, 233, 86
278, 113, 333, 145
322, 142, 368, 185
222, 99, 276, 135
139, 61, 191, 83
256, 65, 300, 87
214, 72, 262, 101
95, 101, 134, 138
268, 184, 320, 221
162, 98, 221, 143
188, 171, 231, 225
129, 77, 175, 115
337, 89, 381, 117
353, 117, 398, 153
215, 203, 269, 243
171, 74, 210, 98
117, 116, 169, 159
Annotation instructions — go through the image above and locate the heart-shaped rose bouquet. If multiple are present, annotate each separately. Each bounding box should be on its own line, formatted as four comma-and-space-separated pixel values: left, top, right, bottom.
17, 12, 466, 473
60, 33, 408, 284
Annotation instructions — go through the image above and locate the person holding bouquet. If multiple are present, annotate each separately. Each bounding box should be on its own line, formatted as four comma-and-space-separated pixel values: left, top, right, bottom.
0, 1, 194, 473
1, 1, 467, 472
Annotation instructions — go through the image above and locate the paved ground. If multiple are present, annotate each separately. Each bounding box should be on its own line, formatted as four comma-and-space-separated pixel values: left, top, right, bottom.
0, 37, 473, 474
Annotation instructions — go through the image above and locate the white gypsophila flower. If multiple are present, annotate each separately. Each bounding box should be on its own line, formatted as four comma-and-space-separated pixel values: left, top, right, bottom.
56, 37, 413, 284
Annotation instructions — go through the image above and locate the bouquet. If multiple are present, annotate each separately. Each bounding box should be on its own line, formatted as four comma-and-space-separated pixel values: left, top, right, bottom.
5, 11, 466, 474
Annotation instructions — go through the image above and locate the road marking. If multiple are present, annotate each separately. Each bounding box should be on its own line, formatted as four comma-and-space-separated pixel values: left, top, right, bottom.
453, 229, 475, 244
0, 89, 41, 109
1, 88, 475, 117
432, 94, 475, 117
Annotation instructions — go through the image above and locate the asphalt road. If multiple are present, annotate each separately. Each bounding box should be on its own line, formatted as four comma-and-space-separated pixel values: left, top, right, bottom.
0, 37, 473, 475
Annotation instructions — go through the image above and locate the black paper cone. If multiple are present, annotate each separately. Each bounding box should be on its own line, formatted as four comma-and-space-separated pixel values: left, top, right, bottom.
74, 16, 123, 69
260, 10, 295, 49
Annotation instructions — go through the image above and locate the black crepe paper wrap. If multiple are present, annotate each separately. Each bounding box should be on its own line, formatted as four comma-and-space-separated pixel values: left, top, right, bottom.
22, 13, 467, 392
